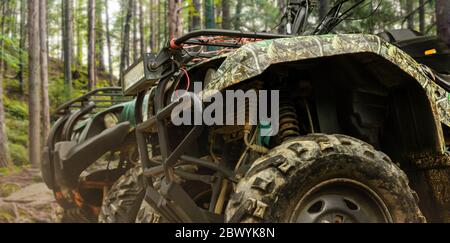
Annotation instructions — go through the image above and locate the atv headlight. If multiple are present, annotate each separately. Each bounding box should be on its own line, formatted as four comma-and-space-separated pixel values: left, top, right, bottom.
123, 60, 145, 94
122, 53, 159, 96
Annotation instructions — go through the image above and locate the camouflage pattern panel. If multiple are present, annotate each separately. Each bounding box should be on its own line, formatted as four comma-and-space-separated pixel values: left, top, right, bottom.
202, 34, 450, 128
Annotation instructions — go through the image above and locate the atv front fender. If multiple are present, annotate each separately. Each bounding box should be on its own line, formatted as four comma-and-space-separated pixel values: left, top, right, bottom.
203, 34, 450, 130
53, 122, 131, 189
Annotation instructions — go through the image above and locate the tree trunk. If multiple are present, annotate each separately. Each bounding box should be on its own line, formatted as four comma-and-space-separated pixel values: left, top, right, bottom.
176, 1, 183, 37
191, 0, 201, 31
139, 0, 146, 54
149, 0, 155, 52
0, 59, 10, 168
28, 0, 41, 167
18, 0, 26, 93
164, 0, 167, 39
157, 0, 161, 50
319, 0, 329, 19
40, 0, 50, 143
63, 0, 73, 98
96, 1, 106, 72
120, 0, 133, 79
1, 1, 13, 73
204, 0, 215, 29
222, 0, 231, 29
216, 1, 222, 28
88, 0, 96, 90
234, 0, 242, 30
105, 0, 114, 86
75, 0, 83, 67
132, 0, 138, 62
168, 0, 175, 38
0, 3, 11, 168
406, 0, 415, 30
419, 0, 425, 34
436, 0, 450, 46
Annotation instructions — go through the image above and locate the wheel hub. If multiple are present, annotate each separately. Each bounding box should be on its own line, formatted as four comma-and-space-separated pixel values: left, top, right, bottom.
292, 179, 392, 223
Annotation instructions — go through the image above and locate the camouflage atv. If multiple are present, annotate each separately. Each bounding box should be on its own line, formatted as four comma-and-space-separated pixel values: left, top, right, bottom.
44, 0, 450, 223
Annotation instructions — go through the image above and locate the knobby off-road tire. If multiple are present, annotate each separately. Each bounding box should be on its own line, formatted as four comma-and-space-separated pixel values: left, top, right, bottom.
225, 134, 425, 223
99, 166, 146, 223
98, 165, 164, 223
136, 200, 167, 223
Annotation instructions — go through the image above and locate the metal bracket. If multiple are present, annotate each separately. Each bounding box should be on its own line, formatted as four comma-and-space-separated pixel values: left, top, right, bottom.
145, 178, 224, 223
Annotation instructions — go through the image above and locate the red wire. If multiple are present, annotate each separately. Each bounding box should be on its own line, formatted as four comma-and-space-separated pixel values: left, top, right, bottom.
176, 68, 191, 98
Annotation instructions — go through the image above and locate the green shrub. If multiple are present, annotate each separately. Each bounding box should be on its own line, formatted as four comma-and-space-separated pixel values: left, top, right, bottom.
49, 78, 67, 111
0, 165, 22, 176
5, 117, 28, 129
4, 97, 28, 120
9, 144, 28, 165
6, 127, 28, 147
4, 78, 23, 94
6, 116, 28, 148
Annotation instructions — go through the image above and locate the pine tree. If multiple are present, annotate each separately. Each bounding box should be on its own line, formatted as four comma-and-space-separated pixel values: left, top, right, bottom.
222, 0, 231, 29
40, 0, 50, 142
105, 0, 114, 86
63, 0, 73, 97
120, 0, 134, 78
88, 0, 96, 90
28, 0, 42, 167
0, 2, 11, 168
18, 0, 26, 93
192, 0, 201, 31
204, 0, 215, 29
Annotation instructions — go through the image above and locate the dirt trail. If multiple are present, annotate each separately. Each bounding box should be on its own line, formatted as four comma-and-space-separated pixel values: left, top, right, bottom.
0, 168, 62, 223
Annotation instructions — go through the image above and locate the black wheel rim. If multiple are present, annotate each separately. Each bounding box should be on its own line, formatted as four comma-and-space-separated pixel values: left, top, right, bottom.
291, 179, 392, 223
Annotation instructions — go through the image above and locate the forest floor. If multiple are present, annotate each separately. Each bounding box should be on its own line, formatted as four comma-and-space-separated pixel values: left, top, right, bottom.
3, 57, 116, 167
0, 168, 62, 223
0, 58, 117, 223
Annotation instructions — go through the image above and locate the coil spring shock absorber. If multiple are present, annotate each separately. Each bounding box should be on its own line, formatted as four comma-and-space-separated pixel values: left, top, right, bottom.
278, 99, 301, 142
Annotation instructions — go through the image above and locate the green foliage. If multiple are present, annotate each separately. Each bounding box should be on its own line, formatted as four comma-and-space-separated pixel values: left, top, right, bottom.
3, 96, 28, 120
49, 78, 69, 112
9, 143, 28, 165
4, 78, 23, 94
6, 126, 28, 148
0, 34, 24, 69
0, 165, 22, 176
333, 0, 400, 34
6, 117, 28, 147
4, 111, 29, 165
235, 0, 282, 32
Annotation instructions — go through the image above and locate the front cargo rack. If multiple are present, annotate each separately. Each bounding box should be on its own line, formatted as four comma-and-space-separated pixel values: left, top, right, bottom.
53, 87, 133, 117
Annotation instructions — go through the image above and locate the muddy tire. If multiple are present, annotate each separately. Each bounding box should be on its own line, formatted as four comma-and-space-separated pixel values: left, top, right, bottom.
136, 200, 167, 223
225, 134, 425, 223
99, 166, 146, 223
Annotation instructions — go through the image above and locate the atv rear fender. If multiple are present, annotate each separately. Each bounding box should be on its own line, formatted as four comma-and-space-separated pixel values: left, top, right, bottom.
201, 34, 449, 155
202, 34, 449, 128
